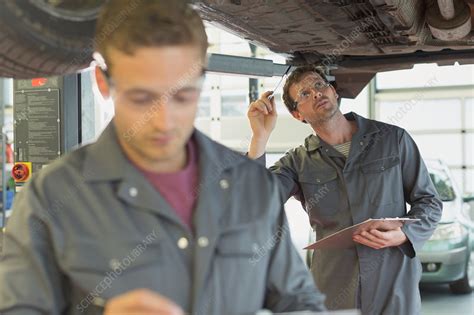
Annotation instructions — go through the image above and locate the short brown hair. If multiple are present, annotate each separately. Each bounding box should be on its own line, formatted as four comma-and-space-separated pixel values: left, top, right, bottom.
282, 65, 335, 113
94, 0, 208, 69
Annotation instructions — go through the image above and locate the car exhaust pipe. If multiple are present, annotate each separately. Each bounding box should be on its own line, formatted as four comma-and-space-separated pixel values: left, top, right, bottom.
437, 0, 456, 19
426, 0, 472, 40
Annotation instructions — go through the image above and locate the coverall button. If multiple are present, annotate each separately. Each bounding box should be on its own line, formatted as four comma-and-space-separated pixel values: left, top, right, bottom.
220, 179, 229, 189
177, 237, 189, 249
92, 297, 106, 307
109, 258, 121, 270
129, 187, 138, 197
197, 236, 209, 248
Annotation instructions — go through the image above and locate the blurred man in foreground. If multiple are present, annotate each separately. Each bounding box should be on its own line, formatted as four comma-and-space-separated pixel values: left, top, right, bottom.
0, 2, 326, 314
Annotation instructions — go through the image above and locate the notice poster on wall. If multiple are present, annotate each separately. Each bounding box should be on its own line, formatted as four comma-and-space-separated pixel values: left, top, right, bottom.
14, 78, 61, 173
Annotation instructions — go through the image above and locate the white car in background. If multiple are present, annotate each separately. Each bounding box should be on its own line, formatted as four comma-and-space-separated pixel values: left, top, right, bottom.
419, 159, 474, 294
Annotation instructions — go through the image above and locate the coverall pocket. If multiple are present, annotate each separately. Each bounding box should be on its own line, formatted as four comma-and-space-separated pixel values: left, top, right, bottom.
217, 235, 256, 258
65, 238, 165, 299
361, 156, 402, 206
217, 222, 262, 259
299, 170, 341, 217
215, 223, 267, 312
66, 239, 164, 272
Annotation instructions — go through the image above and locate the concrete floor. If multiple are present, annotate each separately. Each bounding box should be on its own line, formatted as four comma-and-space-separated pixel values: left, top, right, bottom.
421, 284, 474, 315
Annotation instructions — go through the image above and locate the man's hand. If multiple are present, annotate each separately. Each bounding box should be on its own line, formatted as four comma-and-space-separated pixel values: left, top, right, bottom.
104, 289, 184, 315
248, 90, 278, 139
247, 91, 278, 158
353, 227, 408, 250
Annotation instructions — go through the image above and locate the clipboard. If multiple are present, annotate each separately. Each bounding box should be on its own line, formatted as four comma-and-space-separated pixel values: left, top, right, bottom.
304, 218, 420, 250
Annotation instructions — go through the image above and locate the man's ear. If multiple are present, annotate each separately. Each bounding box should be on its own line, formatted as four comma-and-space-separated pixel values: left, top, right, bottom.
94, 66, 110, 99
331, 85, 342, 106
291, 110, 305, 123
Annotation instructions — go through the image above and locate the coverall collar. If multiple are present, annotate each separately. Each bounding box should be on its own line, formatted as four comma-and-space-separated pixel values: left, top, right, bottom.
304, 111, 380, 152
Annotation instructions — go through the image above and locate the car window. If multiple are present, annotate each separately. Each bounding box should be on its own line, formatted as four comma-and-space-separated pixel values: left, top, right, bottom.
429, 171, 456, 202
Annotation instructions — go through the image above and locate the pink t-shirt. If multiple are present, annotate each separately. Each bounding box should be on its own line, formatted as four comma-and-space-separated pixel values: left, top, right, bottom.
138, 137, 199, 231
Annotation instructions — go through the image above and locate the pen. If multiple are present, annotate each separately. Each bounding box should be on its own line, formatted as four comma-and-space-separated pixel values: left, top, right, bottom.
268, 65, 292, 100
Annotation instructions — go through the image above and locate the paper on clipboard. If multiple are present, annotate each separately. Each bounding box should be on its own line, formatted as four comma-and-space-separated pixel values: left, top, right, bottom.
304, 218, 420, 250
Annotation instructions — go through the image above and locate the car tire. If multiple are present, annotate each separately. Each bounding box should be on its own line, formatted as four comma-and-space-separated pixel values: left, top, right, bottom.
0, 0, 101, 79
449, 252, 473, 294
449, 273, 473, 294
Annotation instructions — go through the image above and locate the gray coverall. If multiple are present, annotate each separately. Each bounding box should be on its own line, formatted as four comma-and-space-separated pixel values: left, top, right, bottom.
0, 123, 326, 315
264, 112, 443, 314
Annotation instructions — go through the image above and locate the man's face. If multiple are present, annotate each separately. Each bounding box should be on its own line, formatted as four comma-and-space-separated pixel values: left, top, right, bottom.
289, 72, 339, 125
107, 46, 204, 170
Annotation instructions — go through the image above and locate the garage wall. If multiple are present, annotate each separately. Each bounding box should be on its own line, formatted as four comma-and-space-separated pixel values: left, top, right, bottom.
375, 64, 474, 195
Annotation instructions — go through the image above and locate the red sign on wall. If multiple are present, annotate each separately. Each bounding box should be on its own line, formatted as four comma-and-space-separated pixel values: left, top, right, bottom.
31, 78, 48, 87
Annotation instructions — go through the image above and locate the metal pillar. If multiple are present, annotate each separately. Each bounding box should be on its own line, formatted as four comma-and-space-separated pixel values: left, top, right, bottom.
0, 78, 13, 228
368, 77, 377, 120
248, 44, 260, 103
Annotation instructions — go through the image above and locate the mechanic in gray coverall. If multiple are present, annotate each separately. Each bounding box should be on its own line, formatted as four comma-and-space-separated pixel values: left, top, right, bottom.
247, 65, 443, 314
0, 2, 326, 314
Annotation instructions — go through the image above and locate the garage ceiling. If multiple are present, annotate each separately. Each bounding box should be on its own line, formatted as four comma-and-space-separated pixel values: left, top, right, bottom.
0, 0, 473, 98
